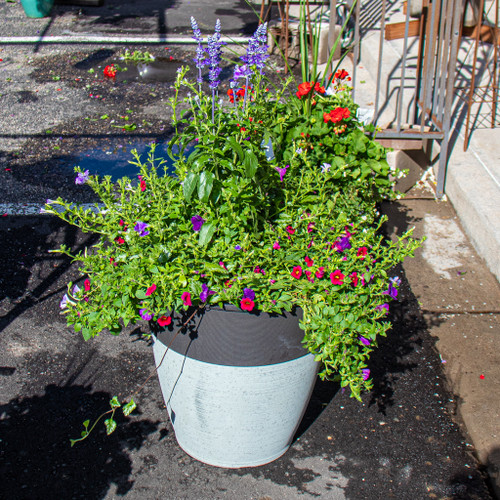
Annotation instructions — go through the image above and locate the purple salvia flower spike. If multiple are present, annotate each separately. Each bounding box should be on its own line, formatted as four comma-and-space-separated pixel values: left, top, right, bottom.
191, 17, 207, 85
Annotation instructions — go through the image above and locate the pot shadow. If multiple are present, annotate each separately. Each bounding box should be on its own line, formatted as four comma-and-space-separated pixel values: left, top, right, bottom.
0, 383, 158, 499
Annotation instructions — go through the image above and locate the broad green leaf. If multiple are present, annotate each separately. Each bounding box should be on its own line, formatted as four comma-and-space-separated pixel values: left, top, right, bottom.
226, 137, 244, 162
135, 289, 147, 300
122, 399, 137, 416
183, 172, 198, 201
104, 418, 117, 435
198, 222, 216, 247
198, 171, 214, 202
243, 151, 258, 178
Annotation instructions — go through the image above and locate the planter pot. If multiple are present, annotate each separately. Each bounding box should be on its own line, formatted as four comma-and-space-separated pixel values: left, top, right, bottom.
152, 305, 318, 468
20, 0, 54, 17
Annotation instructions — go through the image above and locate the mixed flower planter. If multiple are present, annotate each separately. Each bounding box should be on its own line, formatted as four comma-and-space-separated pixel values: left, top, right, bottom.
45, 18, 421, 463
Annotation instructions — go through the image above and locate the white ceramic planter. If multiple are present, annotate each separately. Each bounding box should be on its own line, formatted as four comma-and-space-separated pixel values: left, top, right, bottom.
152, 305, 318, 468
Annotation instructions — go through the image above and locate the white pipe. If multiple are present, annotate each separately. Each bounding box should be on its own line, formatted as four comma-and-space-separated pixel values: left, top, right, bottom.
0, 35, 251, 44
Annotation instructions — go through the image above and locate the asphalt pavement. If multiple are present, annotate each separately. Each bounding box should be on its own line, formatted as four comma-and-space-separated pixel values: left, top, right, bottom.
0, 1, 499, 499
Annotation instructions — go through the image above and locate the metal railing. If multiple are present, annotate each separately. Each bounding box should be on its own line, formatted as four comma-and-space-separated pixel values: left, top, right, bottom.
352, 0, 466, 197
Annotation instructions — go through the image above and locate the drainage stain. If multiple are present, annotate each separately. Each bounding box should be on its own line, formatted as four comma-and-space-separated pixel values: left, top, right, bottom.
57, 138, 178, 181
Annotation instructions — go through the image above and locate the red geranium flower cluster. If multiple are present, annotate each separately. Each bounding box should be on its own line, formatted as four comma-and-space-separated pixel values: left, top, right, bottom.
334, 69, 351, 81
227, 85, 252, 103
295, 81, 325, 99
103, 65, 117, 78
323, 107, 351, 124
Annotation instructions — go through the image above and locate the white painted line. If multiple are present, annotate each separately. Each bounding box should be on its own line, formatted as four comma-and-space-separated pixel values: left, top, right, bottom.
0, 203, 101, 215
0, 35, 251, 44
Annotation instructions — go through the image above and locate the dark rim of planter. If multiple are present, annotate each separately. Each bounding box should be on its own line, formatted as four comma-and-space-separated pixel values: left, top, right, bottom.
151, 304, 310, 367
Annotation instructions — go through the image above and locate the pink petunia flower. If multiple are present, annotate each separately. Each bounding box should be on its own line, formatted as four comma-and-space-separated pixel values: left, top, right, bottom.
330, 270, 345, 285
146, 284, 157, 296
181, 292, 192, 306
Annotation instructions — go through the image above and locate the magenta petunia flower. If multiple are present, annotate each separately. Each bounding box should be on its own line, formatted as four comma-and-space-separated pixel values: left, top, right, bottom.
273, 241, 281, 250
330, 270, 345, 285
181, 292, 192, 306
305, 256, 313, 267
274, 164, 289, 182
362, 368, 370, 381
315, 267, 325, 279
291, 266, 302, 279
359, 336, 371, 346
240, 298, 255, 311
146, 284, 157, 296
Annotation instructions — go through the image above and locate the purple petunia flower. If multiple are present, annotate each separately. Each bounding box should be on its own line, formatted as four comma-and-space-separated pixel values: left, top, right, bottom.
191, 215, 205, 232
242, 287, 255, 301
134, 221, 149, 237
376, 303, 390, 314
59, 294, 68, 309
75, 170, 90, 185
362, 368, 370, 381
72, 284, 80, 294
383, 283, 398, 300
389, 276, 402, 287
139, 308, 153, 321
334, 235, 352, 252
200, 283, 215, 302
274, 164, 289, 182
234, 244, 242, 250
321, 162, 331, 173
359, 336, 371, 346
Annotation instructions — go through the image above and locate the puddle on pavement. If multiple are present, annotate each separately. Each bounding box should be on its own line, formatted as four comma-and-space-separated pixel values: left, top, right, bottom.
116, 58, 183, 83
56, 138, 179, 182
76, 55, 184, 83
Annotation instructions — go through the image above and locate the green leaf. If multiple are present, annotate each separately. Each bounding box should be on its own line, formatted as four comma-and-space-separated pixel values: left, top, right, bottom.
82, 328, 92, 341
109, 396, 121, 409
104, 418, 117, 435
198, 222, 216, 247
122, 399, 137, 416
183, 172, 198, 201
226, 137, 244, 162
243, 151, 258, 178
135, 289, 147, 300
198, 171, 214, 202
